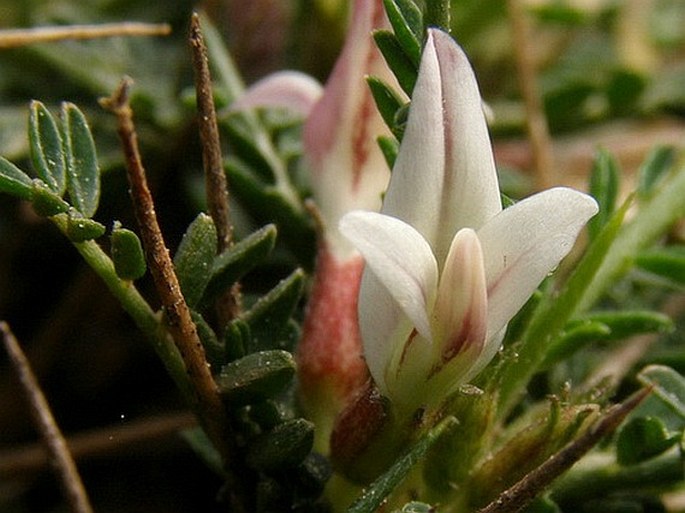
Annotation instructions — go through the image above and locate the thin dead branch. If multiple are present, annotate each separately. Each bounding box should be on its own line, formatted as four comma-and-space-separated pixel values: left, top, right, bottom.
100, 79, 246, 513
507, 0, 555, 190
189, 12, 242, 323
0, 412, 196, 478
1, 321, 94, 513
477, 388, 651, 513
189, 12, 232, 252
0, 22, 171, 49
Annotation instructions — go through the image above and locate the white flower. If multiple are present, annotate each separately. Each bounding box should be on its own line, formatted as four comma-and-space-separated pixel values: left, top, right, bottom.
340, 29, 599, 414
231, 0, 398, 258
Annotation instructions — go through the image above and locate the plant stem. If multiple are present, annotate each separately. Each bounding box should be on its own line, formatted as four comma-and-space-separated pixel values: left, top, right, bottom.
0, 411, 196, 478
199, 12, 304, 213
507, 0, 555, 190
50, 215, 193, 403
189, 13, 242, 323
189, 13, 232, 252
1, 322, 94, 513
577, 158, 685, 312
101, 79, 248, 512
477, 389, 650, 513
552, 434, 683, 506
495, 158, 685, 417
425, 0, 451, 32
0, 22, 170, 49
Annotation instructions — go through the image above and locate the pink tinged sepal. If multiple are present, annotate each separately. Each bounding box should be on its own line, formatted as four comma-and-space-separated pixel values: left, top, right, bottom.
229, 71, 323, 118
296, 246, 368, 410
303, 0, 398, 258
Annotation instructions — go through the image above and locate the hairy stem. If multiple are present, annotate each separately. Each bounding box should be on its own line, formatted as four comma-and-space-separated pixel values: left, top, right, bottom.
50, 214, 193, 402
189, 13, 242, 323
477, 388, 650, 513
189, 13, 232, 251
425, 0, 451, 32
101, 79, 228, 453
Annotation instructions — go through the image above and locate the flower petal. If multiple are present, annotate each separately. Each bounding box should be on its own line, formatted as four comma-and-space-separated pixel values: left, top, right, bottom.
381, 29, 502, 264
230, 71, 323, 117
434, 228, 488, 365
478, 187, 599, 336
303, 0, 397, 257
340, 211, 438, 341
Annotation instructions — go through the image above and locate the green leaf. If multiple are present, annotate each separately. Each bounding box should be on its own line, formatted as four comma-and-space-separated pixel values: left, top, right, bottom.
382, 0, 423, 66
174, 213, 218, 307
578, 160, 685, 312
65, 212, 106, 242
222, 116, 276, 183
543, 309, 673, 370
110, 223, 146, 281
29, 101, 66, 195
616, 416, 678, 465
396, 502, 435, 513
637, 365, 685, 422
393, 0, 423, 40
541, 320, 611, 368
190, 310, 224, 368
245, 418, 314, 472
636, 245, 685, 285
501, 289, 542, 348
0, 157, 32, 200
496, 197, 631, 416
241, 269, 305, 352
373, 30, 418, 96
224, 318, 250, 362
571, 310, 674, 340
607, 69, 645, 116
61, 103, 100, 218
637, 145, 676, 198
587, 148, 620, 240
30, 179, 70, 217
346, 417, 457, 513
248, 400, 284, 431
366, 76, 406, 132
217, 349, 296, 405
378, 135, 399, 169
530, 4, 588, 25
202, 224, 277, 305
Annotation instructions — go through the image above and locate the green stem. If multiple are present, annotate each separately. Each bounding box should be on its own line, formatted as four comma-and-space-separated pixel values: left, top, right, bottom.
425, 0, 451, 31
495, 159, 685, 417
577, 159, 685, 312
51, 214, 193, 403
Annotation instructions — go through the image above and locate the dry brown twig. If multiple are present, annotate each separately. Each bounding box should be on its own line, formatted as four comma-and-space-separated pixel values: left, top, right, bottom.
188, 12, 242, 322
476, 387, 651, 513
100, 78, 247, 513
0, 321, 94, 513
507, 0, 556, 190
0, 411, 196, 479
189, 12, 232, 252
0, 22, 171, 49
